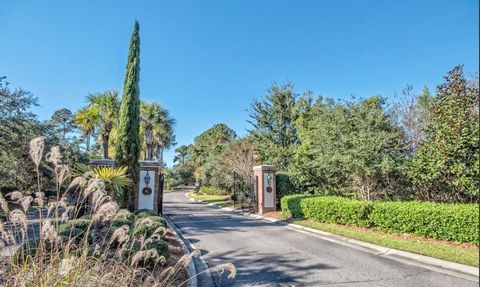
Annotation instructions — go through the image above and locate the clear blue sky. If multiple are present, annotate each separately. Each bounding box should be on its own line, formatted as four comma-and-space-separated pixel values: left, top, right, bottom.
1, 0, 478, 166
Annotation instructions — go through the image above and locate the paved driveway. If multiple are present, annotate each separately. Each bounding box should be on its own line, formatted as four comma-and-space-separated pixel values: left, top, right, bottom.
164, 190, 477, 287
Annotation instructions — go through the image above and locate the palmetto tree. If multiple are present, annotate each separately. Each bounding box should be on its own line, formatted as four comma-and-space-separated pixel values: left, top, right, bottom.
75, 106, 99, 151
85, 90, 120, 159
140, 101, 175, 161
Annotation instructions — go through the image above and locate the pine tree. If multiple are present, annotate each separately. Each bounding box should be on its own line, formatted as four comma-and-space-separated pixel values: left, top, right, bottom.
115, 20, 141, 210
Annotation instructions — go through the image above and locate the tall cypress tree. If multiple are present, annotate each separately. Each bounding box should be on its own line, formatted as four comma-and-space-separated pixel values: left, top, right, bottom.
115, 20, 141, 210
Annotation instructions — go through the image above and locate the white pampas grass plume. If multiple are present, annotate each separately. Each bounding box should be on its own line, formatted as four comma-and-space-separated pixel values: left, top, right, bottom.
68, 176, 87, 191
34, 192, 45, 208
0, 194, 9, 213
58, 257, 77, 276
114, 209, 132, 220
130, 248, 159, 267
7, 191, 23, 202
45, 146, 62, 167
56, 164, 70, 187
20, 195, 33, 213
93, 202, 118, 222
110, 225, 130, 245
29, 137, 45, 167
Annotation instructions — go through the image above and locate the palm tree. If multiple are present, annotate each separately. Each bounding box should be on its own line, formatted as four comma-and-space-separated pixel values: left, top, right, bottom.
75, 106, 99, 151
140, 101, 176, 161
86, 90, 120, 159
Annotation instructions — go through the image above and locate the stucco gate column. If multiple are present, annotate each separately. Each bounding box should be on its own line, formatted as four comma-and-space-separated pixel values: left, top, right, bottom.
253, 165, 277, 214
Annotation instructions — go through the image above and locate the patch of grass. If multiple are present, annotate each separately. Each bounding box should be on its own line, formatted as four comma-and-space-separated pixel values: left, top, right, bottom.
188, 192, 232, 207
291, 219, 479, 267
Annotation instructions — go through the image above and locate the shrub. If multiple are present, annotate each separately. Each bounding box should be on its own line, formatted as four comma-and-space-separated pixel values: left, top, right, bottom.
57, 219, 90, 237
134, 209, 158, 219
199, 186, 229, 195
128, 239, 170, 267
281, 195, 479, 243
282, 195, 373, 227
131, 216, 165, 238
115, 209, 135, 222
276, 172, 297, 207
370, 201, 479, 243
281, 194, 309, 218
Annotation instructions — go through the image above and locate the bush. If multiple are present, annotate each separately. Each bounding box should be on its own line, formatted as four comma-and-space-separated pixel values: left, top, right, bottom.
134, 209, 158, 219
370, 201, 479, 243
282, 195, 372, 227
276, 172, 297, 207
281, 195, 479, 243
129, 239, 170, 267
199, 186, 229, 195
281, 194, 309, 218
57, 219, 90, 237
131, 216, 165, 238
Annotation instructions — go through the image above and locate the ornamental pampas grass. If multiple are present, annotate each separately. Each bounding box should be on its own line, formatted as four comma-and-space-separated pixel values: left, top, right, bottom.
29, 136, 45, 168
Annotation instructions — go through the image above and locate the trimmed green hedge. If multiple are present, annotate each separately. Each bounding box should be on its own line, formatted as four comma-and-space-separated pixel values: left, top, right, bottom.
301, 196, 373, 227
281, 195, 479, 243
370, 201, 479, 243
199, 187, 229, 195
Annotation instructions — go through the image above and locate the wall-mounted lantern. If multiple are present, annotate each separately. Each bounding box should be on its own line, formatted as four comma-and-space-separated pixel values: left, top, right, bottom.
142, 171, 152, 195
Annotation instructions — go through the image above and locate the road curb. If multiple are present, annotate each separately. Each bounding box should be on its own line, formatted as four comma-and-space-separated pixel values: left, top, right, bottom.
165, 212, 215, 287
186, 192, 479, 282
164, 217, 198, 287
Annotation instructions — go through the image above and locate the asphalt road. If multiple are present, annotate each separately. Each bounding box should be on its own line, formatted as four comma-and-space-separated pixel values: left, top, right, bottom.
164, 190, 477, 287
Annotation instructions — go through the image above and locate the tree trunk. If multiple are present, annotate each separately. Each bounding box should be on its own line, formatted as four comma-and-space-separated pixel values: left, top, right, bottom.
159, 147, 164, 164
146, 145, 153, 160
86, 134, 90, 151
102, 134, 109, 159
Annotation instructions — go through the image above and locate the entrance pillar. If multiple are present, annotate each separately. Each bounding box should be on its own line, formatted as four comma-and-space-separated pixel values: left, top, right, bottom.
253, 165, 277, 214
136, 161, 162, 213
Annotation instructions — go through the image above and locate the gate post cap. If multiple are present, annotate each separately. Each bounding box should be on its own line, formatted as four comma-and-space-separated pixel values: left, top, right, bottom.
253, 165, 277, 171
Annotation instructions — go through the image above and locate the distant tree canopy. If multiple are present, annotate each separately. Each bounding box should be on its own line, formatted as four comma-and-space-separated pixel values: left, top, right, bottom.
0, 77, 86, 195
291, 96, 407, 200
249, 82, 299, 170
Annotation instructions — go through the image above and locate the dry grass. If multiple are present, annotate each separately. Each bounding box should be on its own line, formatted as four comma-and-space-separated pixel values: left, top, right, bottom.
0, 137, 236, 286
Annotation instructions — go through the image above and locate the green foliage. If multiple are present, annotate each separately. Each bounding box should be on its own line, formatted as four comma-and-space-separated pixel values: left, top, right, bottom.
134, 209, 158, 218
408, 66, 479, 202
281, 195, 479, 243
249, 82, 299, 170
50, 108, 75, 141
275, 172, 297, 206
370, 201, 479, 243
291, 96, 407, 200
140, 101, 175, 161
57, 219, 91, 238
199, 186, 229, 195
198, 158, 232, 191
129, 239, 170, 267
280, 194, 310, 218
282, 195, 373, 227
0, 77, 87, 196
115, 21, 142, 210
131, 216, 165, 238
74, 164, 130, 200
190, 123, 236, 167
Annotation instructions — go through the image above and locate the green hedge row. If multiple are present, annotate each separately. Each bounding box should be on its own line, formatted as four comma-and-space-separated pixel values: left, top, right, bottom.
281, 195, 479, 243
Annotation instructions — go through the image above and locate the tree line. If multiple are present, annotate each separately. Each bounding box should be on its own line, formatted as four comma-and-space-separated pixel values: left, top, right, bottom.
170, 65, 479, 203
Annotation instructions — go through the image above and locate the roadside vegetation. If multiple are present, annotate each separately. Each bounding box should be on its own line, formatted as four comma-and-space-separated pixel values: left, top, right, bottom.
0, 21, 236, 285
168, 65, 479, 263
